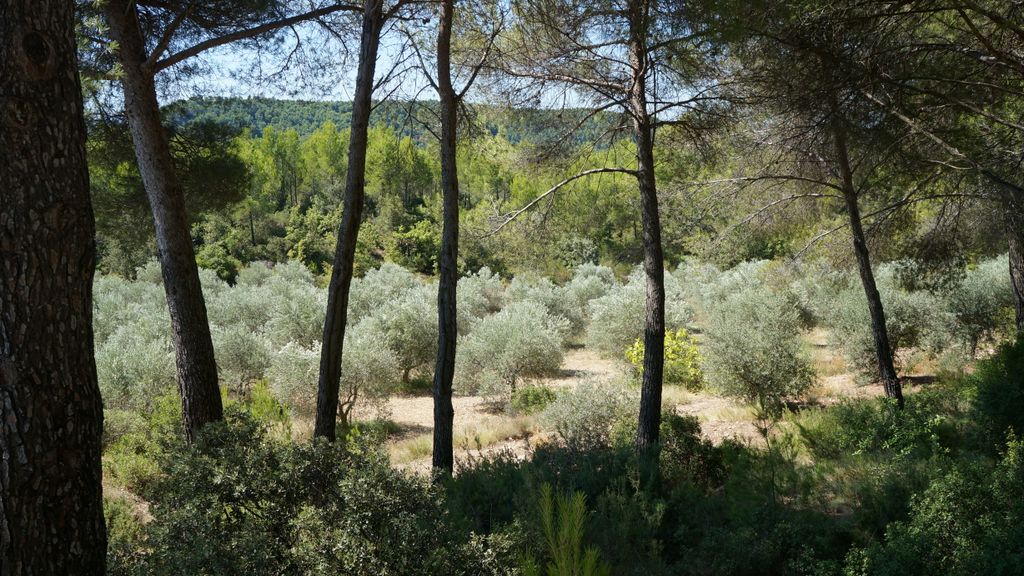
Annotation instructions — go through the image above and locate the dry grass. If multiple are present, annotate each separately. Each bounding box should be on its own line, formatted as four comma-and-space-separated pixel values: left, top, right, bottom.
389, 415, 537, 465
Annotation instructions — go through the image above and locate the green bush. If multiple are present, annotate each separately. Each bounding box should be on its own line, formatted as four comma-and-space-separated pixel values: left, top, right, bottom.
457, 266, 505, 331
267, 341, 321, 416
702, 285, 814, 430
456, 301, 567, 397
506, 275, 583, 338
541, 379, 638, 450
626, 329, 703, 391
945, 255, 1015, 354
845, 437, 1024, 576
95, 326, 176, 412
368, 283, 438, 382
212, 324, 272, 396
511, 385, 558, 415
586, 266, 691, 359
971, 339, 1024, 444
348, 262, 422, 324
126, 411, 510, 576
832, 268, 950, 380
105, 494, 147, 576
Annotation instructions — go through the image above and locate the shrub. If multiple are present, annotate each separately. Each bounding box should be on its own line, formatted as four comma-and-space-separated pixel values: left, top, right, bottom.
659, 414, 725, 488
785, 260, 848, 328
206, 283, 274, 333
831, 270, 950, 380
95, 326, 177, 412
944, 255, 1014, 354
511, 385, 558, 415
457, 266, 505, 330
105, 494, 147, 576
264, 278, 326, 348
795, 391, 957, 461
131, 412, 506, 576
348, 262, 422, 324
267, 341, 320, 416
93, 274, 168, 345
563, 264, 617, 326
506, 275, 583, 338
586, 266, 691, 359
234, 261, 274, 287
456, 301, 567, 397
702, 285, 814, 432
845, 437, 1024, 576
541, 379, 638, 450
971, 339, 1024, 444
213, 324, 272, 396
680, 259, 770, 318
337, 320, 402, 425
368, 283, 438, 382
626, 329, 703, 391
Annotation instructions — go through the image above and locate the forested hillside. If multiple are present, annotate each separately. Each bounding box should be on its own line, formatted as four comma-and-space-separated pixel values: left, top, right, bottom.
4, 0, 1023, 575
165, 96, 621, 143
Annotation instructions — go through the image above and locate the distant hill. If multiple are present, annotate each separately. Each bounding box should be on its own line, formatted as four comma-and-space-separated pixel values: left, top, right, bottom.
163, 96, 621, 145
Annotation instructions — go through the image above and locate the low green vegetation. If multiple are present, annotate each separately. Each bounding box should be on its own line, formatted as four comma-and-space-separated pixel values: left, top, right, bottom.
97, 251, 1022, 575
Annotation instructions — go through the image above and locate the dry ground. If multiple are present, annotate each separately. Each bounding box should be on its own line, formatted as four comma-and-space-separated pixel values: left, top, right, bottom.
372, 329, 933, 473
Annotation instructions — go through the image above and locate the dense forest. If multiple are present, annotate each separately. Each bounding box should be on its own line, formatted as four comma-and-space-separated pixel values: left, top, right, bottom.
2, 0, 1023, 575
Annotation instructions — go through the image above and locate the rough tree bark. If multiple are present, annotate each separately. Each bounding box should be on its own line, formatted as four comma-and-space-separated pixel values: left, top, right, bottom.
831, 116, 904, 407
105, 0, 224, 442
432, 0, 459, 473
315, 0, 385, 441
0, 0, 107, 571
1007, 204, 1024, 338
629, 0, 668, 453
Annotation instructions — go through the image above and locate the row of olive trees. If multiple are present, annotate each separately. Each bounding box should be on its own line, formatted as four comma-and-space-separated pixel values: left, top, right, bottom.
95, 261, 632, 425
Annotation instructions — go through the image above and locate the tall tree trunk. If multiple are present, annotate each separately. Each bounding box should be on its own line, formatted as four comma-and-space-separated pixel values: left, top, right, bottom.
629, 0, 667, 453
105, 0, 224, 441
432, 0, 459, 474
314, 0, 385, 441
0, 0, 107, 571
831, 120, 904, 407
1007, 205, 1024, 338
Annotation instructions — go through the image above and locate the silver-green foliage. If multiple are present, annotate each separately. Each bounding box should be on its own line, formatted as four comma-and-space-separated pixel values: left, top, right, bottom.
832, 266, 950, 378
540, 379, 638, 450
585, 266, 691, 359
457, 266, 505, 330
212, 324, 272, 394
456, 301, 567, 397
945, 255, 1014, 353
702, 285, 814, 425
348, 262, 421, 325
95, 325, 176, 412
364, 283, 437, 381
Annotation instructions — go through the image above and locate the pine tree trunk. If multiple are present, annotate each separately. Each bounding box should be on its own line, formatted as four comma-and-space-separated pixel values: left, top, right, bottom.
104, 0, 224, 441
315, 0, 385, 441
0, 0, 107, 570
432, 0, 459, 474
831, 119, 903, 407
629, 0, 667, 453
1007, 207, 1024, 338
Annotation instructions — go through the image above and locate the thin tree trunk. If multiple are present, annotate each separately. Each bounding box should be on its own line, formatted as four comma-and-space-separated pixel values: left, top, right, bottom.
432, 0, 459, 474
314, 0, 385, 441
1008, 207, 1024, 338
629, 0, 667, 453
831, 119, 904, 407
0, 0, 107, 570
105, 0, 224, 441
